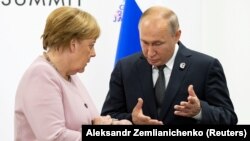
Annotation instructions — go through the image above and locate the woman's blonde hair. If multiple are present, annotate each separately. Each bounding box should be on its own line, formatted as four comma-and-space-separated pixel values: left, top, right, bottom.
41, 6, 100, 50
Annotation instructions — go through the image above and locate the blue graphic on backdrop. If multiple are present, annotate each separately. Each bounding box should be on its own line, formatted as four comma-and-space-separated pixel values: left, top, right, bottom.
113, 2, 124, 22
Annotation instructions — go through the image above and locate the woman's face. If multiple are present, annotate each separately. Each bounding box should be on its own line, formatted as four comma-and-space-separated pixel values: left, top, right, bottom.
70, 38, 96, 74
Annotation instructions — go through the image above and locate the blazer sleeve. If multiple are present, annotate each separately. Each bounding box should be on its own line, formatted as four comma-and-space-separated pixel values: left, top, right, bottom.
22, 66, 81, 141
200, 59, 238, 124
101, 61, 132, 120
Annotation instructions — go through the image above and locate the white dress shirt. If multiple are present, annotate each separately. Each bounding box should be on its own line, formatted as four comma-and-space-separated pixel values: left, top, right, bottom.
151, 44, 202, 120
152, 44, 179, 87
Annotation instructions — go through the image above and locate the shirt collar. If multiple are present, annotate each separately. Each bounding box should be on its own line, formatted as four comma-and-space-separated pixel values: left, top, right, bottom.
166, 43, 179, 70
153, 43, 179, 70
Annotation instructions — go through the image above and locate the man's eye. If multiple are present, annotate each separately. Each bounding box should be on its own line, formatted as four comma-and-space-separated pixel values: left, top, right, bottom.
153, 42, 163, 47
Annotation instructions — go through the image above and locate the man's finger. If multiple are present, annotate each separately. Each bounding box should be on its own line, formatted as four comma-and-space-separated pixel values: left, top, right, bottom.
133, 98, 143, 112
188, 85, 196, 97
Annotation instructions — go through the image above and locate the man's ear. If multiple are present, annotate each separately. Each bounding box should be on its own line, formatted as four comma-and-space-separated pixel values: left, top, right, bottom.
175, 29, 181, 42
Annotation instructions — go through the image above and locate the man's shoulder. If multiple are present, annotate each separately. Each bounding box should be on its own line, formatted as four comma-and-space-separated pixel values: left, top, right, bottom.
179, 42, 215, 60
115, 52, 145, 69
119, 52, 143, 63
180, 45, 216, 62
190, 49, 215, 60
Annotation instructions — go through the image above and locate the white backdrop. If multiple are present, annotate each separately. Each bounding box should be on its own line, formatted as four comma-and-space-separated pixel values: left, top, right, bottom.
1, 0, 249, 140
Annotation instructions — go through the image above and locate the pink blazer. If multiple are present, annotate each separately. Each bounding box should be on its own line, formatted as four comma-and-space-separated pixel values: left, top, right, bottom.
15, 56, 99, 141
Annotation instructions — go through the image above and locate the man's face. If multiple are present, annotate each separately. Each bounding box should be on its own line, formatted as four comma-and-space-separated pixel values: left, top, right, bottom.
139, 18, 180, 66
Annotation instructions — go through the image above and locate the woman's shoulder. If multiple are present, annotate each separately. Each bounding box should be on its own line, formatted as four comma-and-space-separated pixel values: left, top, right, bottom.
27, 56, 55, 75
21, 56, 60, 83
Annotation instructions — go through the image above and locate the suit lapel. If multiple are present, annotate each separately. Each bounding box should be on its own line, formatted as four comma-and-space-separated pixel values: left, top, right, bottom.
159, 43, 191, 120
136, 55, 158, 118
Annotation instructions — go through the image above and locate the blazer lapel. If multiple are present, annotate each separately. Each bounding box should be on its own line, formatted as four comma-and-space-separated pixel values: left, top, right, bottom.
159, 43, 191, 120
136, 55, 158, 118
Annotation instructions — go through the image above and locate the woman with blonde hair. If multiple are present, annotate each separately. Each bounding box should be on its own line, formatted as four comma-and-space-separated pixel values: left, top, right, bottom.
15, 6, 131, 141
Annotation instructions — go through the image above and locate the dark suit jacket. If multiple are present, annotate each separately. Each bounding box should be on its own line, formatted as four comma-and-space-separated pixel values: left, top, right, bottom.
101, 42, 238, 124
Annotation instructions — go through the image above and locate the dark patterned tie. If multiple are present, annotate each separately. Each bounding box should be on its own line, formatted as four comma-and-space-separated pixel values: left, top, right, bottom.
155, 65, 166, 115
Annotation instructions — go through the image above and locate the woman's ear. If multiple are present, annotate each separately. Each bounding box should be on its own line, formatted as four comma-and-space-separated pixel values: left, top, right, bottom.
69, 38, 77, 52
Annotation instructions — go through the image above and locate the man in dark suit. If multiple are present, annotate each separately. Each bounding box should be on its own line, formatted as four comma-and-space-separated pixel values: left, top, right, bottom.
101, 6, 237, 125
